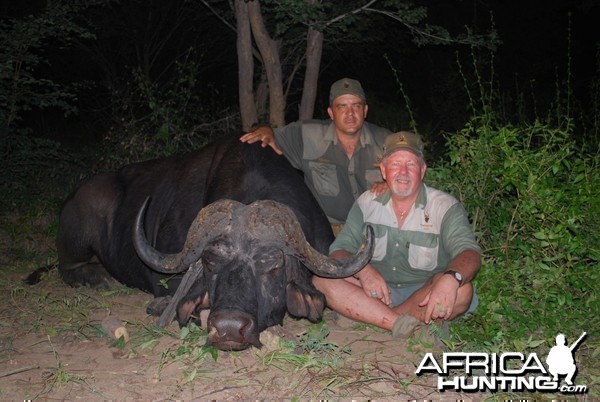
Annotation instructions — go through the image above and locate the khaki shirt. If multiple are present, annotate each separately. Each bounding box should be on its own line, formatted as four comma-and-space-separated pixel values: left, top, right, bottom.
330, 184, 481, 287
274, 120, 391, 223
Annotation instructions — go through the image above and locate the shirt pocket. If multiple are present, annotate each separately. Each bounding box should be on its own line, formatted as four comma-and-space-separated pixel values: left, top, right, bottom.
371, 231, 388, 261
408, 235, 439, 271
309, 161, 339, 196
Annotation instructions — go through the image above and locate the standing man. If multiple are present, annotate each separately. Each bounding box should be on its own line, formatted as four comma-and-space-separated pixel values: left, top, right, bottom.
312, 132, 482, 338
240, 78, 391, 227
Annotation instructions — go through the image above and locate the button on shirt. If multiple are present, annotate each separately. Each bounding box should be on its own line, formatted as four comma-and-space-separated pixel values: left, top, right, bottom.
274, 120, 390, 223
330, 184, 481, 287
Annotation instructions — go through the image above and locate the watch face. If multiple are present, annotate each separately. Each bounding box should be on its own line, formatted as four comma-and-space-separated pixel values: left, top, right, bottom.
445, 270, 462, 285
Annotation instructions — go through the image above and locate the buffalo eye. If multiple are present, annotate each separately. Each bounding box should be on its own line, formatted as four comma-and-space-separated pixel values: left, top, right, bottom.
201, 240, 233, 272
201, 250, 223, 273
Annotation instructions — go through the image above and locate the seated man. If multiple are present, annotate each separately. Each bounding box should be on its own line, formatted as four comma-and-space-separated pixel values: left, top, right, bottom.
312, 131, 481, 337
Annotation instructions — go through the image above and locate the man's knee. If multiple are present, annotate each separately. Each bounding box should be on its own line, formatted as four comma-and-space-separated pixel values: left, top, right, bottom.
458, 282, 473, 301
456, 283, 477, 315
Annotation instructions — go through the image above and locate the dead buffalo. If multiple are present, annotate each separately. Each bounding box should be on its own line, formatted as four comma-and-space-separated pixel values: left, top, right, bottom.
30, 136, 373, 350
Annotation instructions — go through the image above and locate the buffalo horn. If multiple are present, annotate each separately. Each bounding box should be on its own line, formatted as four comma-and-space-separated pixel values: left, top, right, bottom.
133, 197, 240, 273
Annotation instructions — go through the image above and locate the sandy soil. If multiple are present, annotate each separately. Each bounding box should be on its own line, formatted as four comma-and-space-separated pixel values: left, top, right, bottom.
0, 271, 491, 401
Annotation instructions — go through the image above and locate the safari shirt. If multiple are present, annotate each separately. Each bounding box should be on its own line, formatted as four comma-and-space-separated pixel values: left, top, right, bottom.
330, 184, 481, 287
274, 120, 391, 223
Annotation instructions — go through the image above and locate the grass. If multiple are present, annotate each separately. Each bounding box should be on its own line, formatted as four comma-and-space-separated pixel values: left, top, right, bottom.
37, 337, 90, 396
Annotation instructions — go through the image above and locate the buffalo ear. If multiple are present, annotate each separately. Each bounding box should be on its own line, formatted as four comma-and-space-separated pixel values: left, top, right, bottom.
285, 282, 325, 323
176, 294, 208, 327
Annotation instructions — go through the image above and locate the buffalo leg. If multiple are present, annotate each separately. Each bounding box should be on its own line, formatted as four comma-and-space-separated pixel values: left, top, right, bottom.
60, 258, 120, 290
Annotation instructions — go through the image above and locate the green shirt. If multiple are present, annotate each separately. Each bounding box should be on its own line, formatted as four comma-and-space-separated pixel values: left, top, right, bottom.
330, 184, 481, 287
274, 120, 391, 223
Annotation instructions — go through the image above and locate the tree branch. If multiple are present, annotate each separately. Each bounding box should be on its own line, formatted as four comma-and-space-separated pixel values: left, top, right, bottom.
199, 0, 238, 33
364, 7, 496, 48
325, 0, 379, 27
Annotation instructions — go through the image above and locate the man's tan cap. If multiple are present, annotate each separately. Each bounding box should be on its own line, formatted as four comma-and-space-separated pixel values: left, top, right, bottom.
382, 131, 424, 158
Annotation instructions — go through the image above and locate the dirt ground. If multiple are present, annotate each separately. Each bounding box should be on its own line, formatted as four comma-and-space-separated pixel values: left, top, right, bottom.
0, 211, 490, 400
0, 266, 494, 401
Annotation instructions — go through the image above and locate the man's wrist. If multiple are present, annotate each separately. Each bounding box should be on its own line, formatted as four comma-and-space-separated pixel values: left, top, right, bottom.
249, 122, 271, 132
443, 270, 464, 287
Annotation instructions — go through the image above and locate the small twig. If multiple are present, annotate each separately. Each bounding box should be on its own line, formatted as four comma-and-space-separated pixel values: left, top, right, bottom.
0, 365, 39, 378
325, 0, 378, 27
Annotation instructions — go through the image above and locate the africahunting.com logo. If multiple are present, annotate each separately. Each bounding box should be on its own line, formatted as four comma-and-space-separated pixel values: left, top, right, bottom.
415, 332, 588, 394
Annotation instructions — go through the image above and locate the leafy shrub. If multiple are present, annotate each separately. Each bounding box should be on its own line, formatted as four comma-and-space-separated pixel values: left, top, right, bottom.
428, 116, 599, 353
96, 50, 240, 171
0, 2, 92, 137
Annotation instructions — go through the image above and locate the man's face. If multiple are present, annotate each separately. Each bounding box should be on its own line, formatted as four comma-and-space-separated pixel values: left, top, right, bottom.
327, 94, 368, 136
380, 150, 426, 198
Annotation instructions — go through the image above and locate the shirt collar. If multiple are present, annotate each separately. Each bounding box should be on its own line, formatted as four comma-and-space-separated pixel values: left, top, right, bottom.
415, 183, 428, 208
327, 121, 374, 148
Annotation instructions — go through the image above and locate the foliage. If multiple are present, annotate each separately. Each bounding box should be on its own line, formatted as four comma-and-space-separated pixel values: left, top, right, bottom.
427, 116, 599, 356
96, 49, 238, 170
296, 321, 351, 355
259, 0, 497, 49
0, 1, 97, 214
262, 322, 350, 371
37, 337, 90, 397
155, 322, 218, 383
0, 1, 94, 141
423, 39, 600, 368
363, 1, 498, 49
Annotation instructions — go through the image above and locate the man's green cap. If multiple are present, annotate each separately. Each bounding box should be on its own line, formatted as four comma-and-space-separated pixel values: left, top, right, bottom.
329, 78, 366, 105
383, 131, 425, 158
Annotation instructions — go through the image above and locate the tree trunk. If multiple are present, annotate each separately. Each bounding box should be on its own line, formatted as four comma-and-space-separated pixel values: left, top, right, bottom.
235, 0, 257, 131
255, 69, 269, 121
299, 23, 323, 120
247, 0, 285, 127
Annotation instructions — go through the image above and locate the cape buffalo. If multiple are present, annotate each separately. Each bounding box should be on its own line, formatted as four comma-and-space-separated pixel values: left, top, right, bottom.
37, 136, 373, 350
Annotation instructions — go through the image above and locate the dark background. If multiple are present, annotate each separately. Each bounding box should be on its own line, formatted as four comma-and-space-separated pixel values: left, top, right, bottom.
5, 0, 599, 148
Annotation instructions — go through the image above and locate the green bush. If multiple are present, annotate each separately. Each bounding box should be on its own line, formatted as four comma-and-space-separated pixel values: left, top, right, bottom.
0, 2, 92, 138
97, 50, 239, 171
428, 116, 599, 354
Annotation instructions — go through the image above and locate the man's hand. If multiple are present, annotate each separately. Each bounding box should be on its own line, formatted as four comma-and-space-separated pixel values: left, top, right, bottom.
240, 126, 283, 155
370, 181, 388, 196
418, 274, 459, 324
353, 264, 392, 305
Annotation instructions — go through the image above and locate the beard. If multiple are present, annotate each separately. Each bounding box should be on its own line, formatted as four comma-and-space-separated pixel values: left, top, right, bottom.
388, 175, 416, 198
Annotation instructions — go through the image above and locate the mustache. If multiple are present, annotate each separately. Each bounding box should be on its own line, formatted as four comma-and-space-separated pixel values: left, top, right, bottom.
392, 175, 412, 182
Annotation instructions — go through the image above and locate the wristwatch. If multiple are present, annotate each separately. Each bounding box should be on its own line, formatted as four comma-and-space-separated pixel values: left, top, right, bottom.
444, 270, 464, 287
